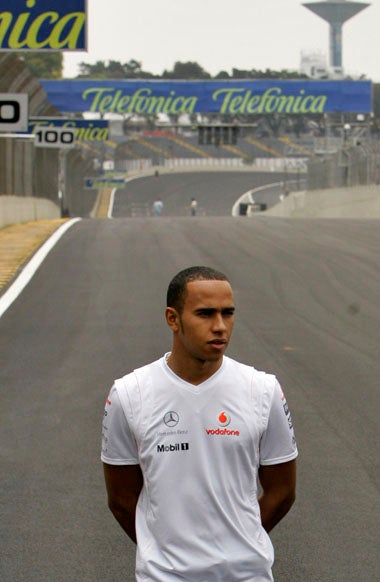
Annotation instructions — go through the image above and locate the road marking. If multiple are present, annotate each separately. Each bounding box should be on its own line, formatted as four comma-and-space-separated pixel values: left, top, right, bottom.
108, 188, 117, 218
0, 218, 81, 319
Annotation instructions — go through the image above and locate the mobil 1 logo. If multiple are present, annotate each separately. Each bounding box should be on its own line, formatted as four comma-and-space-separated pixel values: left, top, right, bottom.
0, 94, 28, 132
157, 442, 189, 453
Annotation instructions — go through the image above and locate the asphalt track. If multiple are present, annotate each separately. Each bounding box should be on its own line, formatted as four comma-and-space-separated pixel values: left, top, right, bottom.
112, 171, 288, 216
1, 172, 380, 581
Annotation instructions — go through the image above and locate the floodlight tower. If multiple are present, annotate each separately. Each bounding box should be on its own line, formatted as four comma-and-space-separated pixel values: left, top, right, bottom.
302, 0, 370, 69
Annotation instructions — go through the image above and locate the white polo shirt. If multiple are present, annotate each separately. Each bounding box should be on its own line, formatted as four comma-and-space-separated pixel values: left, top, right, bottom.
101, 355, 298, 581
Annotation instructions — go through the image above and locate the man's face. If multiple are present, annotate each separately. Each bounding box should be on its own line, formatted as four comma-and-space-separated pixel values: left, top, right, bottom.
175, 279, 235, 363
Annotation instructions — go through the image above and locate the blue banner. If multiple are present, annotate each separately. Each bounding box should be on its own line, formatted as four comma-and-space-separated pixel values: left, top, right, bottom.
85, 177, 126, 189
0, 0, 87, 51
28, 118, 109, 141
40, 80, 372, 115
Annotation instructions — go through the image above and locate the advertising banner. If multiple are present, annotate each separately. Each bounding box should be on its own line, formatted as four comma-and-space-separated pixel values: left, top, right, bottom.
85, 177, 126, 189
0, 0, 87, 51
28, 118, 109, 141
40, 79, 372, 115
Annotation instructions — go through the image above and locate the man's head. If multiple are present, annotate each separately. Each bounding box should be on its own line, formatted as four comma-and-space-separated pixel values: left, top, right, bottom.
166, 266, 229, 315
165, 267, 235, 365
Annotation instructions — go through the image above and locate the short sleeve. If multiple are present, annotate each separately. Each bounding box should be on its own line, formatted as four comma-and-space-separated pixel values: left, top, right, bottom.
259, 379, 298, 466
101, 384, 139, 465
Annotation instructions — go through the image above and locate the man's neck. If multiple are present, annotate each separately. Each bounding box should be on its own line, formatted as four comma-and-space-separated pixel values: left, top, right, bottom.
166, 351, 223, 385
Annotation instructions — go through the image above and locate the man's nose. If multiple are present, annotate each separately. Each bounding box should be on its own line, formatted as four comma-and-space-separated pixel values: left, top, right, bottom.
212, 313, 227, 331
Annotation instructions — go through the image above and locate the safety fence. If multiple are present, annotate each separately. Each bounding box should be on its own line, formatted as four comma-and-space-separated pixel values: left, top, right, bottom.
0, 136, 96, 218
0, 53, 98, 219
306, 142, 379, 190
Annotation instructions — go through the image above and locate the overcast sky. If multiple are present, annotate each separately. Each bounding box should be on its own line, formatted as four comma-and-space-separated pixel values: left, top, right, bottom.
63, 0, 380, 80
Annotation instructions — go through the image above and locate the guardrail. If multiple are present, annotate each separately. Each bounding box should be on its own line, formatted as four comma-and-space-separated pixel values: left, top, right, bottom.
118, 157, 309, 172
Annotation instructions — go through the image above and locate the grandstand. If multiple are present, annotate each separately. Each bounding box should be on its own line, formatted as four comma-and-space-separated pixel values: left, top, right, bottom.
113, 129, 312, 164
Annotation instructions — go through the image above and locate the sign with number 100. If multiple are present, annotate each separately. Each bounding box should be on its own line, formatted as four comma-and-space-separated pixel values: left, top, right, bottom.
34, 126, 76, 148
0, 93, 28, 132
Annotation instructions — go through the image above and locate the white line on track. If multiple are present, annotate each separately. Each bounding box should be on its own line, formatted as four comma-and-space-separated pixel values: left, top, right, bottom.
0, 218, 81, 319
108, 188, 116, 218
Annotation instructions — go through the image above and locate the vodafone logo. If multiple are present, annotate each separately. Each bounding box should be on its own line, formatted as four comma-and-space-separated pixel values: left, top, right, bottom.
205, 411, 240, 436
218, 411, 231, 427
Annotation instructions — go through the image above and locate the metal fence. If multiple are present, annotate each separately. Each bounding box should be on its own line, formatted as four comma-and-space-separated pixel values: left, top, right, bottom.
0, 133, 97, 218
0, 53, 98, 218
306, 141, 379, 190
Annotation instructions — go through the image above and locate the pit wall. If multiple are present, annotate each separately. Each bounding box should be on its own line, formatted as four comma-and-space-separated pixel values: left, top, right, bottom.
0, 196, 60, 229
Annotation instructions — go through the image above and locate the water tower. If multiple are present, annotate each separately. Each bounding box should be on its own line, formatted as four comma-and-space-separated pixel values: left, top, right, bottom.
302, 0, 370, 69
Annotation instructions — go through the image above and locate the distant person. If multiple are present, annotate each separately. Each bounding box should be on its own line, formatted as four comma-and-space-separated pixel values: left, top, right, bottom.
190, 197, 198, 216
101, 265, 298, 581
152, 198, 163, 216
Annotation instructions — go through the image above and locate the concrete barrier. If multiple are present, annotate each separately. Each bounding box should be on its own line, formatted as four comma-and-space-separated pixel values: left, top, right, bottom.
255, 185, 380, 219
0, 196, 60, 228
3, 183, 380, 225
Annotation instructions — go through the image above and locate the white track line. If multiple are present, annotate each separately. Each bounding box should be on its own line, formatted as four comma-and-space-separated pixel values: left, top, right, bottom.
0, 218, 81, 319
108, 188, 117, 218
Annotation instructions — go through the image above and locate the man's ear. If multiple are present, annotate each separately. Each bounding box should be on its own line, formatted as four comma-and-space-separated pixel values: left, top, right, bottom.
165, 307, 179, 332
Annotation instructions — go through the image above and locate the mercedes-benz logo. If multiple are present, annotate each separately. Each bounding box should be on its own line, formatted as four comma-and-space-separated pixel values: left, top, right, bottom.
164, 411, 179, 427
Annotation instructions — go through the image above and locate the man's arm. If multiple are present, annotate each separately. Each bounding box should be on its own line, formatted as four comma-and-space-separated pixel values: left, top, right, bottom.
103, 463, 144, 543
258, 459, 296, 533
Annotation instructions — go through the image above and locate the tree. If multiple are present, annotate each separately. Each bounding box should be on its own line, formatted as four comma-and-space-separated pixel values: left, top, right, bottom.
76, 59, 155, 79
214, 71, 230, 79
19, 52, 63, 78
78, 60, 109, 78
107, 60, 128, 78
162, 61, 211, 79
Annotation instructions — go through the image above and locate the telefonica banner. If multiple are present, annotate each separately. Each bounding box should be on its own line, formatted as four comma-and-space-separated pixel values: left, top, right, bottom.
40, 80, 372, 115
28, 118, 109, 141
0, 0, 87, 51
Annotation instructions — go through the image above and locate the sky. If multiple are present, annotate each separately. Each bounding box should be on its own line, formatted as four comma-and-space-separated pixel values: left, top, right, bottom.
63, 0, 380, 81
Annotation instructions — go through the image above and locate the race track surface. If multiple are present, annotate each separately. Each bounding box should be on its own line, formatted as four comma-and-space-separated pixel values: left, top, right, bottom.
1, 175, 379, 581
112, 171, 289, 216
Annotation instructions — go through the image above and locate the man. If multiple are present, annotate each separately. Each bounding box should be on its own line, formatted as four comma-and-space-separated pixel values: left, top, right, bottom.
152, 198, 163, 216
190, 197, 198, 216
101, 266, 298, 581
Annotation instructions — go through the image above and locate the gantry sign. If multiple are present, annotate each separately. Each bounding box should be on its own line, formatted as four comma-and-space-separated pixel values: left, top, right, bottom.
41, 78, 372, 145
0, 0, 87, 51
41, 79, 372, 116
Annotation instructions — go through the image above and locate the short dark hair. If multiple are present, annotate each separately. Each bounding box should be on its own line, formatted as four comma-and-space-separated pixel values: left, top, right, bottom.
167, 266, 229, 313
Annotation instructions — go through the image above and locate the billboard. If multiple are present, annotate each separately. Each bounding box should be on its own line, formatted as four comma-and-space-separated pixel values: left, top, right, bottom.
28, 118, 109, 142
40, 79, 372, 115
0, 0, 87, 51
